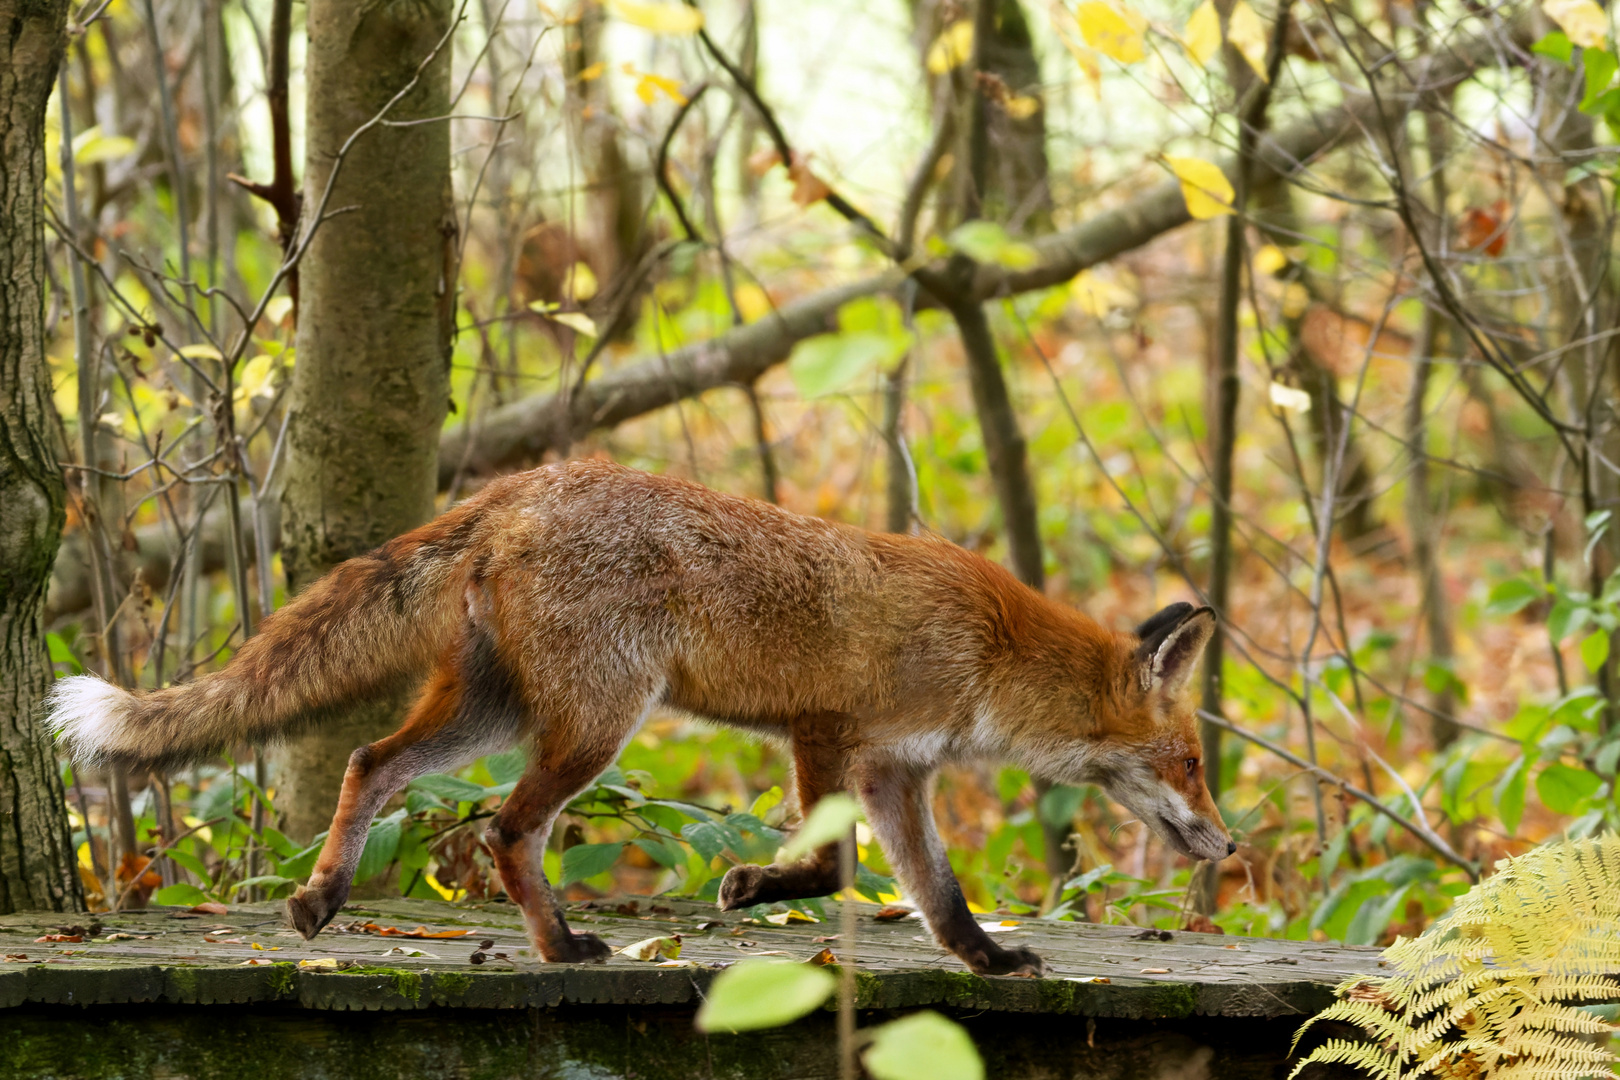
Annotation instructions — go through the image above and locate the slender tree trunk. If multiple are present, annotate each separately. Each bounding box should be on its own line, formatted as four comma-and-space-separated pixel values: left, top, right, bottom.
1406, 91, 1459, 749
271, 0, 458, 843
566, 1, 645, 297
916, 0, 1051, 231
0, 0, 84, 915
1193, 0, 1295, 915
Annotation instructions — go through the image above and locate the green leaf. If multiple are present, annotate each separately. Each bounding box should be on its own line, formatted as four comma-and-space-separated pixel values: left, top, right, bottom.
1533, 30, 1575, 64
788, 330, 911, 399
779, 793, 861, 862
559, 842, 623, 885
694, 960, 836, 1032
947, 220, 1040, 269
46, 632, 83, 675
1548, 598, 1589, 642
1495, 755, 1530, 836
1343, 885, 1410, 947
1581, 629, 1611, 673
410, 774, 488, 804
1537, 763, 1604, 815
1485, 577, 1542, 617
1038, 784, 1086, 828
166, 847, 210, 879
353, 812, 404, 884
153, 883, 210, 907
863, 1011, 985, 1080
682, 821, 729, 862
631, 835, 684, 869
275, 836, 325, 879
1581, 48, 1619, 113
484, 749, 527, 786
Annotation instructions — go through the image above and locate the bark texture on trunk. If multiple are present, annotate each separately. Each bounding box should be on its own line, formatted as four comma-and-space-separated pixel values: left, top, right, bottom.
271, 0, 457, 843
0, 0, 84, 915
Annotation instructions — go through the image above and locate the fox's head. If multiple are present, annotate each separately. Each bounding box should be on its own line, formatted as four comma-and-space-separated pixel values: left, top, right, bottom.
1082, 603, 1235, 863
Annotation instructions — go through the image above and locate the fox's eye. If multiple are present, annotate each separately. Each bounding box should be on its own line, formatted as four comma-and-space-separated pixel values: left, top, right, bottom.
1184, 758, 1198, 776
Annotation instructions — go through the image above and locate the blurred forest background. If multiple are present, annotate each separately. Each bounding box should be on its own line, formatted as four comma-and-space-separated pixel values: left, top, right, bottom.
3, 0, 1618, 947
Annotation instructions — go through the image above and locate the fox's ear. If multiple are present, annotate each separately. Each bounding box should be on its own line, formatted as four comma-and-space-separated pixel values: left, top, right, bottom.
1135, 606, 1216, 696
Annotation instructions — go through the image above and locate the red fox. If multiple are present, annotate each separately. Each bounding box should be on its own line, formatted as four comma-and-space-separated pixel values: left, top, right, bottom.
46, 460, 1232, 976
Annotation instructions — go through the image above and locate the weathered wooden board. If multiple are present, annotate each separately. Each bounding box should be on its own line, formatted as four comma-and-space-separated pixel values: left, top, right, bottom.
0, 897, 1380, 1080
0, 897, 1379, 1018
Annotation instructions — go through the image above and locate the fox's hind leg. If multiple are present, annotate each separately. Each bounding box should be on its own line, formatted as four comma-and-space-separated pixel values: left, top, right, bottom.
483, 727, 636, 964
287, 633, 522, 940
719, 713, 852, 909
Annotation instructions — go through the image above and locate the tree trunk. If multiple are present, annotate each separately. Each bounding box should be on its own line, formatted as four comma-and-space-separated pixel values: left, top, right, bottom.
271, 0, 457, 843
0, 0, 84, 915
915, 0, 1051, 231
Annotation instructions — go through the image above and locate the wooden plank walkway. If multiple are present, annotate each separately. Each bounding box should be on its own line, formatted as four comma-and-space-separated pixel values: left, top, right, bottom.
0, 896, 1380, 1020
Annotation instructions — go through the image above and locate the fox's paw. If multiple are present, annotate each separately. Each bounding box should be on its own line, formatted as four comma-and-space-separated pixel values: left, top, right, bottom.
717, 864, 767, 910
968, 944, 1046, 978
286, 887, 339, 941
547, 932, 612, 964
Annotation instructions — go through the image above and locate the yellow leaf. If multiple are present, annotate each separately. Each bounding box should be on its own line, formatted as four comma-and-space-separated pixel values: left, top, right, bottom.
619, 936, 682, 961
298, 957, 340, 970
72, 126, 137, 166
263, 295, 293, 325
178, 344, 223, 361
1269, 381, 1311, 413
234, 353, 276, 404
1182, 0, 1221, 67
1253, 243, 1289, 276
1165, 155, 1235, 219
1004, 94, 1041, 119
925, 20, 975, 74
1076, 2, 1144, 64
555, 312, 598, 336
579, 61, 605, 81
736, 282, 771, 322
1226, 0, 1269, 81
565, 261, 598, 303
634, 71, 688, 105
605, 0, 704, 35
1070, 269, 1137, 318
765, 909, 819, 925
1543, 0, 1608, 48
1281, 281, 1310, 318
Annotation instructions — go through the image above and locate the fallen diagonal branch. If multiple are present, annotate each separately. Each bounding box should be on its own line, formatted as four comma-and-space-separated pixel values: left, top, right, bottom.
438, 35, 1499, 483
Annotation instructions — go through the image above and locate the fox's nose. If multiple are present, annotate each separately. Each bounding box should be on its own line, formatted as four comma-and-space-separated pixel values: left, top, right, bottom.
1225, 840, 1237, 856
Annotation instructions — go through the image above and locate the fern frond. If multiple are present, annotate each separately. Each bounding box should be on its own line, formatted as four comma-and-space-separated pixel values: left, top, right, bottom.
1293, 834, 1620, 1080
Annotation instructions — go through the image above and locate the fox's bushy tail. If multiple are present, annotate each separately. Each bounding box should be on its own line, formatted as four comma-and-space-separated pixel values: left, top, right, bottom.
45, 503, 483, 768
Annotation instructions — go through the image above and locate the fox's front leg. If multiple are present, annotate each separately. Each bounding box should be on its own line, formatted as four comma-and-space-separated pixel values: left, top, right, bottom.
858, 760, 1045, 977
719, 714, 851, 909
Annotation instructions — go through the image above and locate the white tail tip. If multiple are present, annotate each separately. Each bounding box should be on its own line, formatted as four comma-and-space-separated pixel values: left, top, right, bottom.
44, 675, 134, 760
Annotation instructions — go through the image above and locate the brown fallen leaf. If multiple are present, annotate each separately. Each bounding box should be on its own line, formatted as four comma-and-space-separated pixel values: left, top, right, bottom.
204, 937, 243, 944
101, 933, 153, 941
377, 924, 474, 939
874, 906, 913, 922
813, 935, 840, 943
191, 902, 229, 916
1139, 967, 1172, 974
34, 934, 81, 943
3, 954, 28, 963
808, 947, 838, 966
